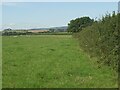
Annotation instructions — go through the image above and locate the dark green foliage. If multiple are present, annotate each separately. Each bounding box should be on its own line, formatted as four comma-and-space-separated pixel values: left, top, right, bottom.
2, 30, 28, 36
49, 28, 55, 32
74, 12, 119, 71
67, 17, 94, 32
2, 31, 71, 36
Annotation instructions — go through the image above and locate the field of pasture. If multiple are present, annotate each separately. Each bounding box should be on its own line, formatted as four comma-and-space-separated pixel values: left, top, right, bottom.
2, 35, 118, 88
0, 36, 2, 89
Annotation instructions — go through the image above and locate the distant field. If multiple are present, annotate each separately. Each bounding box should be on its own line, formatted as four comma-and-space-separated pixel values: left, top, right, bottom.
2, 35, 117, 88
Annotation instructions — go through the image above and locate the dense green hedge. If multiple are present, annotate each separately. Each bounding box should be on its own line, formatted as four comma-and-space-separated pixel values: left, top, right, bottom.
74, 12, 119, 71
2, 32, 72, 36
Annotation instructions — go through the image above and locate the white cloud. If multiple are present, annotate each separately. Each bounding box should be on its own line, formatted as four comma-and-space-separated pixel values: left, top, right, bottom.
2, 23, 16, 30
9, 23, 15, 26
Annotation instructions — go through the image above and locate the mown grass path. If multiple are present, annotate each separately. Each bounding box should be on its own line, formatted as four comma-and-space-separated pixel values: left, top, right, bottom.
2, 35, 117, 88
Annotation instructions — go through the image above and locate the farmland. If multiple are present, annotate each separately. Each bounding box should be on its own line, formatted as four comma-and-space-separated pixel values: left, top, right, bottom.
2, 35, 117, 88
0, 36, 2, 89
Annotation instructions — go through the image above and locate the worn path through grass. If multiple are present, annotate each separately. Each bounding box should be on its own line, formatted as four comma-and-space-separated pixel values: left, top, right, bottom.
2, 35, 117, 88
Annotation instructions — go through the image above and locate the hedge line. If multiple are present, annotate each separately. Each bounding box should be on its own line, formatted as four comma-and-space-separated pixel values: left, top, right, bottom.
2, 32, 72, 36
74, 12, 119, 71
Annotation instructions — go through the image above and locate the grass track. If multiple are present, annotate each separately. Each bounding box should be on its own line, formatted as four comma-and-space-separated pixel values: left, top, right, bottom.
2, 35, 117, 88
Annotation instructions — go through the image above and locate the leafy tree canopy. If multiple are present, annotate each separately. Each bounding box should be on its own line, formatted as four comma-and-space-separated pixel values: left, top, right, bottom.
67, 17, 94, 32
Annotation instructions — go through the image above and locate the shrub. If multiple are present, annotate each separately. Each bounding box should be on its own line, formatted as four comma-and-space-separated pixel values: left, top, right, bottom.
74, 12, 119, 71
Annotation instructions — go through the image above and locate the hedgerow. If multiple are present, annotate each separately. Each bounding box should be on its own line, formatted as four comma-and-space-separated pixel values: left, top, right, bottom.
74, 12, 119, 71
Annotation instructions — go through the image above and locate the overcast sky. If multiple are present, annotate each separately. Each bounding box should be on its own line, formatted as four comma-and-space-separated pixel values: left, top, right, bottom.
1, 2, 118, 29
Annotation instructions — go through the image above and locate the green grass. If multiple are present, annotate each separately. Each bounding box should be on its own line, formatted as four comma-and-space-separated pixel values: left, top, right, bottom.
2, 35, 117, 88
0, 36, 2, 89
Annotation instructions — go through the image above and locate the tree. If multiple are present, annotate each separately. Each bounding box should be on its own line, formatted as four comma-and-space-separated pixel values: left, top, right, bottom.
67, 17, 94, 32
49, 29, 55, 32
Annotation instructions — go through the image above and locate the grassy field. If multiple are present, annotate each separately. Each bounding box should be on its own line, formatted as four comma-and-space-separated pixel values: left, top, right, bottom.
0, 36, 2, 89
2, 35, 117, 88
